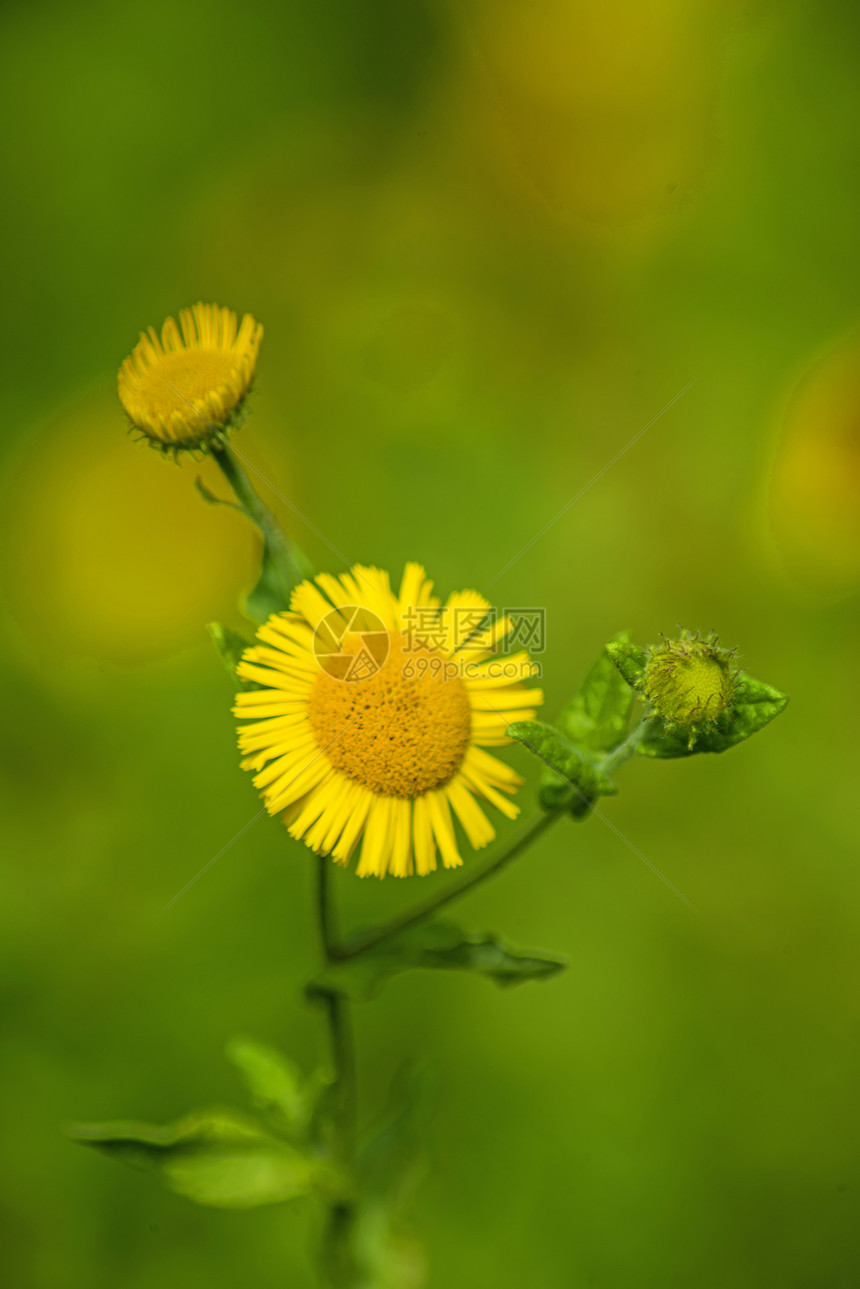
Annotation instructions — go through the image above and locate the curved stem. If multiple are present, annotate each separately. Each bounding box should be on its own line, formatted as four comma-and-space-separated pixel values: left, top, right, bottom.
337, 806, 565, 960
317, 849, 343, 958
336, 718, 650, 962
601, 718, 650, 776
210, 438, 313, 596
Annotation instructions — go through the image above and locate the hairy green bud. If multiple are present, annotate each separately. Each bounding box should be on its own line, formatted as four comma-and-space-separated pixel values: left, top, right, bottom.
643, 632, 737, 744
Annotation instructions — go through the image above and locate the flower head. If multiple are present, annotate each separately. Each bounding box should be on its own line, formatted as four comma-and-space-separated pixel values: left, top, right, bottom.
643, 631, 737, 743
234, 563, 544, 878
118, 303, 262, 452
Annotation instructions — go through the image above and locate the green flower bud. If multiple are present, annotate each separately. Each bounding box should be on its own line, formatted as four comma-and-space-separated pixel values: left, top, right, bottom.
643, 631, 737, 745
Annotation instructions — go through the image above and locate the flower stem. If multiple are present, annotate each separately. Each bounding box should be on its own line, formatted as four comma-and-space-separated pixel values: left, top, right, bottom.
316, 856, 358, 1287
601, 718, 650, 776
337, 806, 566, 960
336, 718, 650, 962
210, 437, 313, 599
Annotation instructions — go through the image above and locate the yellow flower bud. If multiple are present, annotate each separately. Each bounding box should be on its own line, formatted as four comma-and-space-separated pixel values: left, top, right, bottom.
118, 303, 262, 453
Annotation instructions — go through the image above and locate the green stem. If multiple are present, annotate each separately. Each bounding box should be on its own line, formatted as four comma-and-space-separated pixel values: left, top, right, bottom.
601, 717, 649, 777
210, 438, 312, 597
337, 718, 650, 962
337, 806, 565, 960
317, 850, 344, 958
316, 856, 357, 1288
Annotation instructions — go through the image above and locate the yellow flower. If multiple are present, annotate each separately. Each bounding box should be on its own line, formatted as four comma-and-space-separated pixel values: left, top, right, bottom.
234, 563, 544, 878
118, 303, 263, 450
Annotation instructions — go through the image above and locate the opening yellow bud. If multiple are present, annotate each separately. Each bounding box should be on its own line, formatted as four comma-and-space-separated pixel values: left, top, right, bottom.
118, 303, 262, 451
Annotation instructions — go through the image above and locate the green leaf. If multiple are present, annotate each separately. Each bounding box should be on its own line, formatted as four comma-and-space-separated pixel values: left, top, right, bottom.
207, 443, 314, 624
638, 671, 789, 758
207, 623, 255, 689
308, 921, 566, 1003
243, 535, 295, 624
238, 504, 315, 626
164, 1143, 321, 1209
605, 639, 649, 689
226, 1037, 309, 1138
69, 1108, 345, 1209
507, 719, 618, 817
557, 632, 635, 753
305, 1067, 340, 1154
351, 1209, 426, 1289
357, 1062, 433, 1202
195, 476, 243, 511
351, 1064, 433, 1289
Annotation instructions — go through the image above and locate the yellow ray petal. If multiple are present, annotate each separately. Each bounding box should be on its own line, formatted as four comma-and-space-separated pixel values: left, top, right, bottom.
412, 794, 437, 876
445, 777, 496, 850
425, 790, 463, 870
357, 796, 395, 878
389, 798, 413, 878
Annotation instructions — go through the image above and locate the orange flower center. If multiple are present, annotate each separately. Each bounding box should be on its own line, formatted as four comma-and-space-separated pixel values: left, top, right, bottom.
307, 634, 471, 797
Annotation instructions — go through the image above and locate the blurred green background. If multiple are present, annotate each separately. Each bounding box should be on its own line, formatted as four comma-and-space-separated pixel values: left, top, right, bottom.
2, 0, 860, 1284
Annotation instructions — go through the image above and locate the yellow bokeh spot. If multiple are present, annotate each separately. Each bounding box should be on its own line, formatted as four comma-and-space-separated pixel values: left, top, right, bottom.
3, 390, 260, 664
770, 335, 860, 595
456, 0, 718, 226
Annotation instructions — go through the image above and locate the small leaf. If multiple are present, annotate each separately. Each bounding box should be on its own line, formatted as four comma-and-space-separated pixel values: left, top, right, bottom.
352, 1065, 433, 1288
507, 720, 576, 776
226, 1037, 308, 1138
507, 719, 618, 816
164, 1145, 318, 1209
243, 537, 294, 624
639, 671, 789, 758
195, 477, 242, 510
207, 623, 255, 689
240, 514, 315, 626
305, 1068, 340, 1153
309, 921, 566, 1003
207, 444, 314, 624
69, 1108, 346, 1209
557, 632, 635, 753
351, 1210, 426, 1289
357, 1062, 433, 1203
636, 720, 691, 759
605, 639, 649, 689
